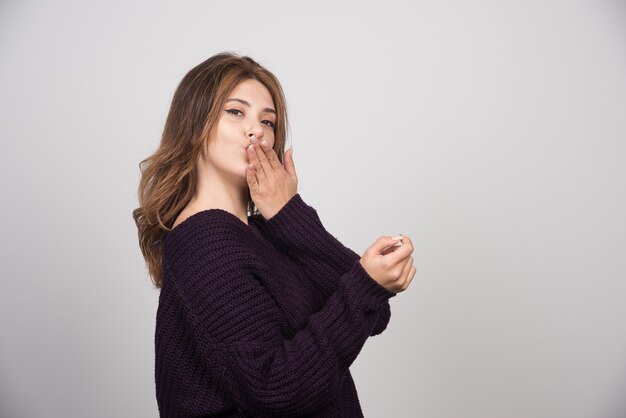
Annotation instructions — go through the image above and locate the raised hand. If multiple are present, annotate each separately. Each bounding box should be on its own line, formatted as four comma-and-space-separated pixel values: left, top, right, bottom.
245, 134, 298, 220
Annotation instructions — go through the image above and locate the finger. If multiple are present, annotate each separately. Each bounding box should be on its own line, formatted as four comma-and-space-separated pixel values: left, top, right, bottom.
259, 139, 283, 171
376, 235, 403, 253
390, 234, 414, 257
401, 234, 414, 252
246, 161, 258, 192
247, 143, 268, 183
251, 139, 272, 181
401, 265, 416, 291
283, 147, 297, 181
400, 255, 413, 283
380, 244, 400, 256
381, 238, 412, 266
378, 235, 409, 260
397, 256, 412, 291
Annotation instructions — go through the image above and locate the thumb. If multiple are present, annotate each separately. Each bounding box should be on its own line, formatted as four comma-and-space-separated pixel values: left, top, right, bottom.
374, 235, 403, 252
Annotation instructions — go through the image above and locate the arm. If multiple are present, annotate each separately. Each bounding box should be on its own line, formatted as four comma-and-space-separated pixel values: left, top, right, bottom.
165, 231, 396, 418
255, 193, 392, 336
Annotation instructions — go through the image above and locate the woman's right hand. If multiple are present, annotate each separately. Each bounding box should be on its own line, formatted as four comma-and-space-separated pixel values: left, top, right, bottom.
360, 235, 416, 294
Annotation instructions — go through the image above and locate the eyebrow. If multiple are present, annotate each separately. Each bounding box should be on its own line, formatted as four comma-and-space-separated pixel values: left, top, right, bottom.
225, 98, 277, 116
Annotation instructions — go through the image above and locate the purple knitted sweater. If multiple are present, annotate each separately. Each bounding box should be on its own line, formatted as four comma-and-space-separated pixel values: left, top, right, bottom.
155, 193, 397, 417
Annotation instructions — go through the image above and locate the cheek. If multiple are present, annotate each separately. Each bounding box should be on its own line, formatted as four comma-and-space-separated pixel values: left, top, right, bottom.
267, 132, 276, 148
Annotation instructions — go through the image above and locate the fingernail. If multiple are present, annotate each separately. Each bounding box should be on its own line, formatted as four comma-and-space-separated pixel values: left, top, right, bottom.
250, 135, 257, 143
261, 139, 268, 147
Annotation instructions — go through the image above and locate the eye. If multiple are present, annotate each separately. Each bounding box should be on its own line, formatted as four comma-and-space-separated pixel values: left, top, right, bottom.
225, 109, 243, 116
225, 109, 275, 129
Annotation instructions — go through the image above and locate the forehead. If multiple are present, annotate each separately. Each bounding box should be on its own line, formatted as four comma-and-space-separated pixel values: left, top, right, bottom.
228, 79, 274, 107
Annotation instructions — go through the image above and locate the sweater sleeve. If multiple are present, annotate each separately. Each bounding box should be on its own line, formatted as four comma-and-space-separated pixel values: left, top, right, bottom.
256, 193, 392, 336
164, 225, 397, 418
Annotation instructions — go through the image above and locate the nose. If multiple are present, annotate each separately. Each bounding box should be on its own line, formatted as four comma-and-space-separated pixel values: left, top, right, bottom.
246, 122, 264, 141
247, 130, 262, 142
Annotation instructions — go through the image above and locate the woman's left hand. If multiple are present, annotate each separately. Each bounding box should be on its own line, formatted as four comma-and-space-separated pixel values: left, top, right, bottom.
245, 135, 298, 220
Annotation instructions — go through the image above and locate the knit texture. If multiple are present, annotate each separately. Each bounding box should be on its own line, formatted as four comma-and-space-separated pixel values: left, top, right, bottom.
155, 193, 396, 417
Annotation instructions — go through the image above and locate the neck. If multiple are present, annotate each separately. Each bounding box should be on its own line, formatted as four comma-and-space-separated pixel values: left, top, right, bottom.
191, 165, 250, 225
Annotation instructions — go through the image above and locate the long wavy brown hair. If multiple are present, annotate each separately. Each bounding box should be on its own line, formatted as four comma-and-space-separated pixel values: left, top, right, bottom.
132, 52, 290, 289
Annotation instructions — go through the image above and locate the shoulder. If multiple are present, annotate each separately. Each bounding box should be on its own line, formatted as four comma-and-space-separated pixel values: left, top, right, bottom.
163, 210, 252, 282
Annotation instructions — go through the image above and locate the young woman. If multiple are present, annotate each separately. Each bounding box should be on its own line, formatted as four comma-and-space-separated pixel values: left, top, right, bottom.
133, 52, 416, 417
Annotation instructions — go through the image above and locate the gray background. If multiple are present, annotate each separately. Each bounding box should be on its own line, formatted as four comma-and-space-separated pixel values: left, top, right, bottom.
1, 1, 625, 417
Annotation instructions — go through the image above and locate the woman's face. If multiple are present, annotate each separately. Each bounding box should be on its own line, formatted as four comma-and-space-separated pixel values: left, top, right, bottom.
203, 78, 277, 182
